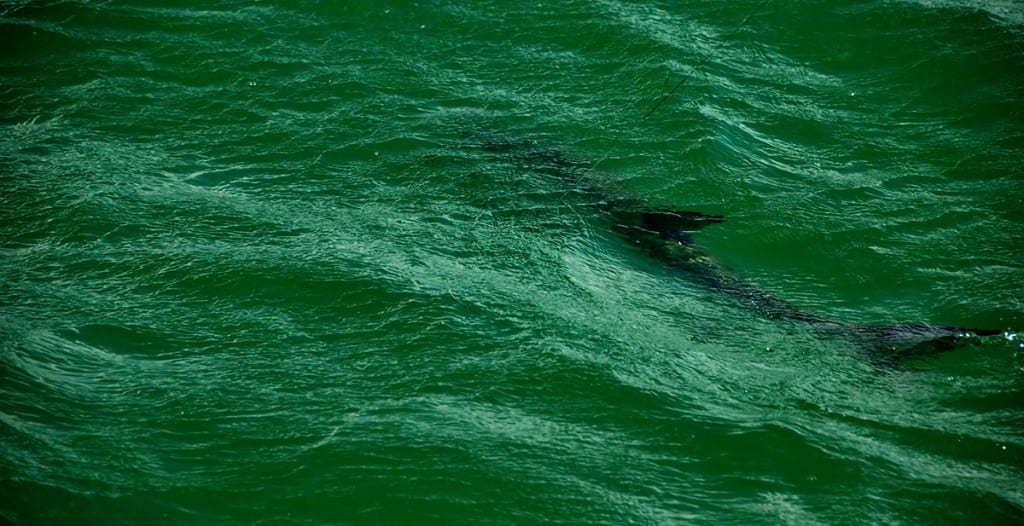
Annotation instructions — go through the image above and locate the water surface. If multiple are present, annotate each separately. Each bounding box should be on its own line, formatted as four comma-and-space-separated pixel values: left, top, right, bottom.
2, 1, 1023, 524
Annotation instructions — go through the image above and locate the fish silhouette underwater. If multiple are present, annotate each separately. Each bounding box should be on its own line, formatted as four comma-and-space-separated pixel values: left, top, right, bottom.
467, 131, 1007, 363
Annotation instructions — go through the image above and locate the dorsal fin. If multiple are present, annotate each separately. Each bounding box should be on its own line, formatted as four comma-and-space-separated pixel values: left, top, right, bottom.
643, 210, 723, 231
642, 210, 724, 242
607, 208, 723, 245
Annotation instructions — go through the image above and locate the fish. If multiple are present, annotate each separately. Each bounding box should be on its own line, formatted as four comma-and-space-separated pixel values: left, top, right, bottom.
467, 131, 1003, 362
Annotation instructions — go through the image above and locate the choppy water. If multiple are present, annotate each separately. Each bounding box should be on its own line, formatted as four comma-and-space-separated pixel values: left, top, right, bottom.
2, 1, 1023, 524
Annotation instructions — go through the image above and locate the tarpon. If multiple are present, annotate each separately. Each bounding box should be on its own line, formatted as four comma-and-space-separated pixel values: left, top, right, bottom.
469, 131, 1002, 362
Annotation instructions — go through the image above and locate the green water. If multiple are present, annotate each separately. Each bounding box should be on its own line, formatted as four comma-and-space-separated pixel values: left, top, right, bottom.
2, 1, 1023, 524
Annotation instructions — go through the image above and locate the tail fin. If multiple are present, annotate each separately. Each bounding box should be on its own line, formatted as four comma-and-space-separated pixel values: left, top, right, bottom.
851, 323, 1001, 362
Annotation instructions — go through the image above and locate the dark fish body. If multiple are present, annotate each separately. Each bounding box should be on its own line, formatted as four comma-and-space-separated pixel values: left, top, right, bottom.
469, 131, 1003, 361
